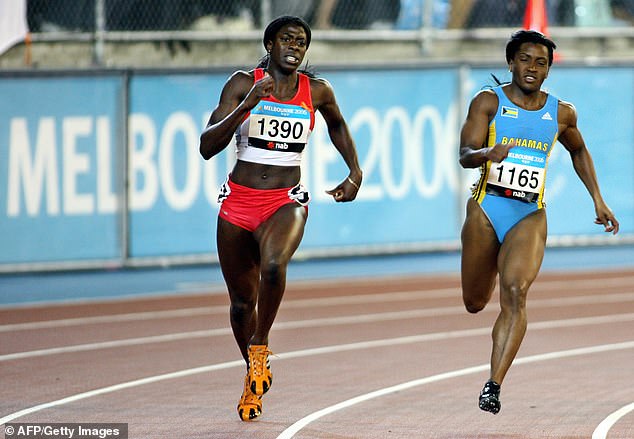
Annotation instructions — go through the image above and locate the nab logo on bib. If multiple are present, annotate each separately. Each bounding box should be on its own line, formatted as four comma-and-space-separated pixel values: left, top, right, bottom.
266, 141, 289, 150
501, 106, 518, 118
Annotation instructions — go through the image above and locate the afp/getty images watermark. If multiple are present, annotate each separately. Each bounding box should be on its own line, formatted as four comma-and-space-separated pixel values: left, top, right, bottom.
4, 424, 128, 439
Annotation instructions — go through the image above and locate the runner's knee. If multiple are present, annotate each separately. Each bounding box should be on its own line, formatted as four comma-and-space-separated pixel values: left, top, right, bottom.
463, 288, 490, 313
260, 259, 286, 286
499, 281, 528, 313
230, 296, 257, 318
463, 279, 496, 313
464, 298, 487, 314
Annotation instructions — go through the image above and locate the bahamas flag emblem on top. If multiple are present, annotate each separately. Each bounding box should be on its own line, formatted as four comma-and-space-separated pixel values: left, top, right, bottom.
501, 106, 518, 118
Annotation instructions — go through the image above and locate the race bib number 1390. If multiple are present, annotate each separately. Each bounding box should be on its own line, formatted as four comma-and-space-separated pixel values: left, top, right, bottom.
249, 102, 311, 143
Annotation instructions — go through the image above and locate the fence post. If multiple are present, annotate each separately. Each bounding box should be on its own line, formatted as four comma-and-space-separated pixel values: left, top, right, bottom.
261, 0, 272, 28
420, 0, 432, 55
94, 0, 105, 66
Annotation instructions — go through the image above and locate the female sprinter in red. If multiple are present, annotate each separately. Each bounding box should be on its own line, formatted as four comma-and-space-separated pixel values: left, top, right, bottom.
458, 30, 619, 414
199, 16, 362, 421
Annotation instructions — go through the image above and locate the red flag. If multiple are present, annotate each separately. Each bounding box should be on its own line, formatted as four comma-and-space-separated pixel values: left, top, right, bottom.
523, 0, 548, 33
523, 0, 561, 62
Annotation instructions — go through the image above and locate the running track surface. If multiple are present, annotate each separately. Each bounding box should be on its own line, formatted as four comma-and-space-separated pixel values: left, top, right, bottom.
2, 248, 634, 438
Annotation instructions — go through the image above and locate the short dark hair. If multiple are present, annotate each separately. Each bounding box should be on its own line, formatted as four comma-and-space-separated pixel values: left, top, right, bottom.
506, 30, 557, 66
263, 15, 312, 49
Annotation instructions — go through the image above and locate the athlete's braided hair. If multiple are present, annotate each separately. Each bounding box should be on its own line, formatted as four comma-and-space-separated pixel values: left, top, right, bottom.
263, 15, 311, 49
485, 30, 557, 89
506, 30, 557, 66
256, 15, 316, 78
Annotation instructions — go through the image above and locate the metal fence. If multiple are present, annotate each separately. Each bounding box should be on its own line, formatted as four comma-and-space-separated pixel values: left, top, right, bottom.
26, 0, 634, 33
11, 0, 634, 68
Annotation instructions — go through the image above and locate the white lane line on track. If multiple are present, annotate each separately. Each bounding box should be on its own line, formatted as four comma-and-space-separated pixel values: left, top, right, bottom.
276, 341, 634, 439
0, 307, 222, 332
3, 275, 634, 332
3, 296, 634, 361
592, 402, 634, 439
0, 287, 459, 332
0, 358, 243, 425
2, 331, 633, 430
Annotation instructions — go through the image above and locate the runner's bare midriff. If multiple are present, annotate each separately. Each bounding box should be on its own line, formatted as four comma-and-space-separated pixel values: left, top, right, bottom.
231, 160, 301, 189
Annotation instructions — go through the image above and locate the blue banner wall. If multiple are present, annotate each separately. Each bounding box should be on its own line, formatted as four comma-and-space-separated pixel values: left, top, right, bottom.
127, 74, 226, 257
0, 65, 632, 268
0, 76, 123, 264
297, 68, 461, 249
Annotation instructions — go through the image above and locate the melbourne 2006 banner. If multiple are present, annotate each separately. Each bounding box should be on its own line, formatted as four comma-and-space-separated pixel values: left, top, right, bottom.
0, 66, 632, 267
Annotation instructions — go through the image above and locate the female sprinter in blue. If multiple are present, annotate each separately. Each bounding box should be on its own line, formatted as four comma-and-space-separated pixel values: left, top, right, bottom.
458, 30, 619, 414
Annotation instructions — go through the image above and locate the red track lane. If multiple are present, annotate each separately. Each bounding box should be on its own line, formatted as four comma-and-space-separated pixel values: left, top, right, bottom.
1, 270, 634, 438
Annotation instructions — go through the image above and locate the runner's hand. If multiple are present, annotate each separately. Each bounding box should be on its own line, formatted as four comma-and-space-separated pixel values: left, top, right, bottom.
485, 140, 515, 163
326, 177, 360, 202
